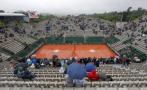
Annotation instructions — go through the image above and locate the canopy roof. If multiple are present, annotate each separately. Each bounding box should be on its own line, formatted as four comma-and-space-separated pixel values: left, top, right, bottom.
0, 13, 25, 17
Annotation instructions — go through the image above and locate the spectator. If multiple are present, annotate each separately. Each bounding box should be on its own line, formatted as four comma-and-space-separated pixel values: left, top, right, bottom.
9, 61, 17, 75
95, 60, 100, 67
31, 55, 37, 65
99, 72, 113, 81
17, 69, 36, 80
43, 58, 50, 66
122, 55, 128, 66
85, 62, 96, 72
26, 58, 32, 66
86, 62, 99, 81
12, 61, 35, 80
66, 58, 86, 87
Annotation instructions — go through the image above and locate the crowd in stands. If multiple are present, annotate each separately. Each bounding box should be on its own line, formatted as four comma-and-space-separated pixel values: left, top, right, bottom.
8, 53, 137, 87
0, 13, 147, 89
0, 19, 37, 61
0, 15, 146, 61
115, 16, 147, 47
110, 15, 147, 60
44, 15, 114, 37
0, 20, 26, 42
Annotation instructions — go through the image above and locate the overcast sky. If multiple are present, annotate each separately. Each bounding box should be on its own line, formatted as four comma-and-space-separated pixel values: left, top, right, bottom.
0, 0, 147, 15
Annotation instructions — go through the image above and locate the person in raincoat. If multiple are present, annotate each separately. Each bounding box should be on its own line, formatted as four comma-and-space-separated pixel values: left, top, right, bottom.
86, 62, 99, 81
14, 61, 36, 80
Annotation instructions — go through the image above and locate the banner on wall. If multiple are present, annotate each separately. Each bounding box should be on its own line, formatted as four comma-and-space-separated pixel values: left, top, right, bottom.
27, 11, 39, 19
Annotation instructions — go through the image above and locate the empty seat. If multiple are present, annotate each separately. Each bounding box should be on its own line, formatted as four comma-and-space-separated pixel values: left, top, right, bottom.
129, 88, 140, 90
64, 88, 74, 90
10, 87, 20, 90
52, 88, 63, 90
85, 87, 95, 90
42, 88, 52, 90
107, 88, 117, 90
96, 88, 107, 90
20, 87, 31, 90
0, 87, 10, 90
140, 88, 147, 90
118, 88, 128, 90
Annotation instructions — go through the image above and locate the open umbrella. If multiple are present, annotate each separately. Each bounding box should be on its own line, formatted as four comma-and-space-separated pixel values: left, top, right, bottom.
85, 63, 96, 72
67, 62, 86, 80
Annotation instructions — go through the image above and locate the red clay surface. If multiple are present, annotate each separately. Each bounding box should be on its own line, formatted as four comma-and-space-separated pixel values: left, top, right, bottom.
34, 44, 116, 59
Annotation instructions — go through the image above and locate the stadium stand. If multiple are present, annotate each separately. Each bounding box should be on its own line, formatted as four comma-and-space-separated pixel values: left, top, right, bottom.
0, 12, 147, 90
14, 35, 37, 45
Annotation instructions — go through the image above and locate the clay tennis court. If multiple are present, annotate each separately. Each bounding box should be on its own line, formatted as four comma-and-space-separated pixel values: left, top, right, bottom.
35, 44, 116, 59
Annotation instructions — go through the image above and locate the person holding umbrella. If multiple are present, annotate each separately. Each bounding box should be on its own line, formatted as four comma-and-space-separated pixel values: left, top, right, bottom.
86, 62, 113, 81
86, 62, 99, 81
85, 61, 96, 72
66, 58, 86, 87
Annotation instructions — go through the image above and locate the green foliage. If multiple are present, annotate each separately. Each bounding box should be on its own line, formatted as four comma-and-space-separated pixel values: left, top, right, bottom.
0, 20, 5, 28
100, 12, 122, 22
90, 8, 147, 22
14, 21, 22, 28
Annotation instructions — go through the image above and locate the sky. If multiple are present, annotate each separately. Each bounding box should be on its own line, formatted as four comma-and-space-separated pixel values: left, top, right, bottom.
0, 0, 147, 15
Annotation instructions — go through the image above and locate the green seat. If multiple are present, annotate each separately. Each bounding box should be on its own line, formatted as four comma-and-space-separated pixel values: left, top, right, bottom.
106, 36, 120, 44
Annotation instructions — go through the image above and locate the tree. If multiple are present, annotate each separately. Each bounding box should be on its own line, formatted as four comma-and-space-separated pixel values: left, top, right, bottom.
127, 7, 132, 12
138, 7, 143, 11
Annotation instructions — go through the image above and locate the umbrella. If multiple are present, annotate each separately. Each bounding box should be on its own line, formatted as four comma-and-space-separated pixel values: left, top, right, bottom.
85, 63, 96, 72
67, 62, 86, 80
